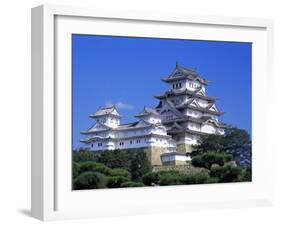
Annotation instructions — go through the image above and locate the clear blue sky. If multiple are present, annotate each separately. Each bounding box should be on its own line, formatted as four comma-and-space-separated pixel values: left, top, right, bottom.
72, 35, 252, 149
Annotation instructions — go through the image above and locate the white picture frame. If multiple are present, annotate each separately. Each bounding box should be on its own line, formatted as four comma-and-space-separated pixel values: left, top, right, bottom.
31, 4, 274, 221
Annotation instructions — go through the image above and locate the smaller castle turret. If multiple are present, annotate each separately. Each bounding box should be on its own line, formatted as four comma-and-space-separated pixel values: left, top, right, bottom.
89, 105, 121, 128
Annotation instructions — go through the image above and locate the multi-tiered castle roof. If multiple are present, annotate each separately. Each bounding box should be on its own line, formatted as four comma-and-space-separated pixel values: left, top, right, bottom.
154, 63, 227, 148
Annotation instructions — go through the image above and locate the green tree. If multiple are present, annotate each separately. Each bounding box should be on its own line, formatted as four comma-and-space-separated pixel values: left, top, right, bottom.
192, 127, 252, 168
238, 167, 252, 182
73, 149, 95, 162
224, 127, 250, 147
157, 171, 184, 186
210, 164, 242, 183
191, 152, 233, 170
72, 162, 80, 179
120, 181, 144, 188
108, 168, 131, 178
181, 172, 214, 184
130, 151, 151, 181
73, 172, 107, 190
142, 172, 159, 186
79, 161, 111, 175
107, 176, 129, 188
192, 134, 225, 153
97, 149, 131, 169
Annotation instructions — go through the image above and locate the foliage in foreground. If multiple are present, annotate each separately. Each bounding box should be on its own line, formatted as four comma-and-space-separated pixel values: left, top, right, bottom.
192, 127, 252, 168
191, 152, 233, 170
72, 149, 151, 190
72, 129, 252, 190
74, 172, 107, 190
141, 151, 251, 187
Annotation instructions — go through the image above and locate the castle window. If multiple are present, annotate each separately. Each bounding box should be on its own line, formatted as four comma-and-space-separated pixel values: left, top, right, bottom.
119, 141, 124, 146
98, 143, 102, 147
91, 144, 93, 148
136, 139, 141, 143
130, 140, 132, 144
166, 115, 173, 120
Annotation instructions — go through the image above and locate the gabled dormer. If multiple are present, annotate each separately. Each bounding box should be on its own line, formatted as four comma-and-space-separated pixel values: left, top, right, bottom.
135, 107, 162, 124
90, 105, 121, 128
161, 62, 209, 92
207, 103, 219, 112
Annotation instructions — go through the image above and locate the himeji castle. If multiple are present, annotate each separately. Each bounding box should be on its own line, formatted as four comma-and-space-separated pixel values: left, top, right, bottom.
154, 63, 228, 153
81, 63, 227, 166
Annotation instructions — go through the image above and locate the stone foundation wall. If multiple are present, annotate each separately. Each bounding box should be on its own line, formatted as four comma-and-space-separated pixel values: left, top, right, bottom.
144, 147, 167, 166
177, 143, 193, 153
152, 162, 207, 175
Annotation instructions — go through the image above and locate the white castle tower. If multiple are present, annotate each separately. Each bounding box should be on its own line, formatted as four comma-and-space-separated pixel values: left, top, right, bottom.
154, 63, 227, 153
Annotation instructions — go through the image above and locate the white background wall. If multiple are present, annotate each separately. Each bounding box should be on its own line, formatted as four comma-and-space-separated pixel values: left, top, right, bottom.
0, 0, 280, 225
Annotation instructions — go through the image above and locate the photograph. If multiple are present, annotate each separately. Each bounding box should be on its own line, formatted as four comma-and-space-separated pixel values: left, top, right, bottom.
72, 35, 252, 190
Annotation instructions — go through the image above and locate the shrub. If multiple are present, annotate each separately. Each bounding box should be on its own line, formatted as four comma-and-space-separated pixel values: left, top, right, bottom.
97, 150, 131, 169
79, 161, 111, 175
192, 152, 233, 170
108, 168, 131, 178
129, 151, 151, 181
181, 172, 211, 184
120, 181, 145, 188
107, 176, 129, 188
158, 171, 184, 186
72, 162, 80, 179
142, 172, 159, 186
238, 167, 252, 182
193, 127, 252, 168
73, 172, 107, 190
73, 149, 95, 162
210, 164, 242, 183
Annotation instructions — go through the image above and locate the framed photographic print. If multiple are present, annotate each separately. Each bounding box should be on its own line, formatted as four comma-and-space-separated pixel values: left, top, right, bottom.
31, 4, 274, 221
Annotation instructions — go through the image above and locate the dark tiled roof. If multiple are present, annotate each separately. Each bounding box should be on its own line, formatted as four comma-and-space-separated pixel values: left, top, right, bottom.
154, 88, 216, 101
90, 106, 121, 118
162, 63, 209, 85
135, 106, 161, 117
177, 104, 223, 116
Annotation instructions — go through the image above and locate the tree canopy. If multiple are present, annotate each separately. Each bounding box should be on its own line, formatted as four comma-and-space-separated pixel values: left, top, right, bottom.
192, 127, 251, 168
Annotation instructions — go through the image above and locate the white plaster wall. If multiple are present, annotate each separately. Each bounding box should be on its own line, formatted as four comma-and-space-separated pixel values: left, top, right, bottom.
177, 134, 199, 145
89, 132, 174, 151
188, 122, 201, 131
217, 128, 225, 135
204, 113, 219, 121
170, 80, 204, 92
197, 99, 208, 107
201, 123, 216, 134
183, 80, 201, 91
169, 96, 184, 105
143, 115, 162, 124
150, 136, 173, 147
97, 116, 120, 128
151, 127, 166, 135
184, 109, 202, 118
161, 154, 191, 163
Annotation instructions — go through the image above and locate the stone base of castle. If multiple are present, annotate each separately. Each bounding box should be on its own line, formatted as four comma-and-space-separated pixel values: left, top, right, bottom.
144, 147, 167, 166
177, 143, 193, 153
145, 144, 193, 166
